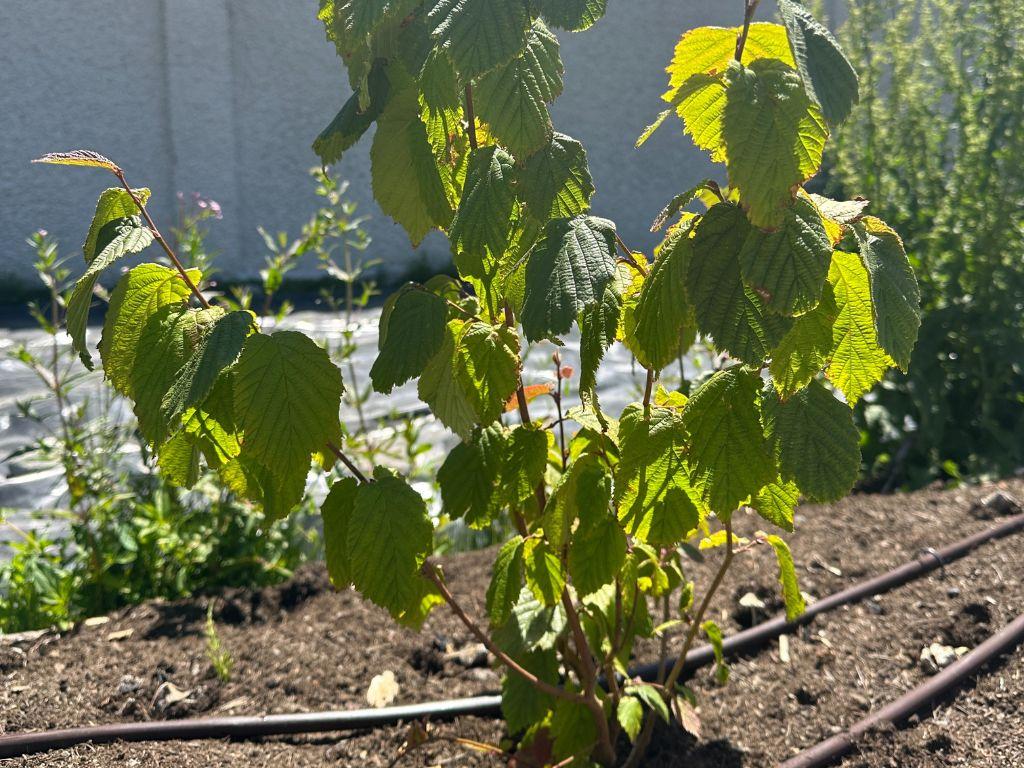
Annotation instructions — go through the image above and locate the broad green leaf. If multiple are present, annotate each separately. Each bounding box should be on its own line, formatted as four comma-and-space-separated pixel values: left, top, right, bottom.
437, 432, 498, 525
418, 321, 477, 441
615, 403, 701, 545
348, 467, 433, 615
161, 310, 255, 428
501, 648, 558, 733
322, 476, 359, 588
521, 215, 618, 342
227, 454, 309, 522
778, 0, 859, 126
454, 322, 520, 426
419, 48, 462, 113
617, 696, 644, 743
534, 0, 606, 31
658, 23, 793, 153
371, 287, 448, 393
578, 276, 622, 422
626, 683, 671, 723
826, 250, 892, 404
487, 535, 525, 626
67, 216, 156, 369
682, 368, 775, 514
551, 696, 597, 761
809, 194, 870, 225
764, 380, 860, 502
523, 538, 565, 607
768, 283, 837, 397
494, 586, 567, 656
664, 23, 794, 99
99, 264, 199, 396
722, 59, 828, 228
132, 306, 224, 445
499, 425, 548, 507
395, 574, 446, 631
738, 195, 832, 316
752, 479, 799, 532
702, 619, 729, 684
625, 225, 696, 370
765, 534, 805, 620
234, 330, 343, 475
427, 0, 530, 79
517, 132, 594, 222
83, 187, 150, 264
313, 61, 390, 166
449, 145, 516, 259
672, 73, 729, 162
335, 0, 415, 38
182, 390, 240, 470
157, 431, 200, 488
370, 70, 453, 244
689, 203, 792, 364
569, 514, 626, 597
547, 453, 612, 548
474, 19, 563, 158
854, 218, 920, 372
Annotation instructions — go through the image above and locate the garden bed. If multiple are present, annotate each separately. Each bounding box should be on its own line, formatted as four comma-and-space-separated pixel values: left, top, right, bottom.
2, 480, 1022, 767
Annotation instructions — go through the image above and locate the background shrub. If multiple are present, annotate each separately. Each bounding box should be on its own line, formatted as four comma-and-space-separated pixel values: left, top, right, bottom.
830, 0, 1024, 488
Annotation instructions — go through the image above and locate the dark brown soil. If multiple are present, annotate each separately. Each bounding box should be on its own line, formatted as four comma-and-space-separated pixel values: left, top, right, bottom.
2, 480, 1023, 767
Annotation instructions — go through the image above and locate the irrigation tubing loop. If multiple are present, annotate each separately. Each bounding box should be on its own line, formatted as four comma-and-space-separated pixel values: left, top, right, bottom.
1, 512, 1022, 760
779, 611, 1024, 768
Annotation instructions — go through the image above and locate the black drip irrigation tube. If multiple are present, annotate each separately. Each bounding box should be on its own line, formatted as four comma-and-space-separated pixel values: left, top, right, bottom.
1, 512, 1022, 760
779, 611, 1024, 768
633, 510, 1024, 681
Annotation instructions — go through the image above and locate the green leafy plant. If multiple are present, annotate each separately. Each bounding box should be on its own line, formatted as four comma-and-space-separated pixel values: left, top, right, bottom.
205, 603, 234, 682
34, 0, 918, 763
829, 0, 1024, 488
1, 232, 319, 634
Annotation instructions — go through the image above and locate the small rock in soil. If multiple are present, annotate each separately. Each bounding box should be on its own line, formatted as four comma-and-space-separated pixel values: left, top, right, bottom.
366, 670, 400, 708
971, 490, 1022, 518
115, 675, 143, 695
446, 643, 489, 669
918, 643, 967, 674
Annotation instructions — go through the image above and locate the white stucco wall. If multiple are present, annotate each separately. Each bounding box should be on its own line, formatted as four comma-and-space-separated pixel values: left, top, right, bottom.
0, 0, 841, 292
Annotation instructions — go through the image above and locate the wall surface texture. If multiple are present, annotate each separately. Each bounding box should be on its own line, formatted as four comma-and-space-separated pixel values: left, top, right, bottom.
0, 0, 841, 292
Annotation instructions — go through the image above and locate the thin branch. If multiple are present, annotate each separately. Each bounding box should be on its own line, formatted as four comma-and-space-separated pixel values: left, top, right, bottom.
327, 439, 370, 484
663, 520, 734, 694
615, 233, 648, 277
464, 84, 479, 151
114, 170, 210, 309
734, 0, 762, 61
642, 367, 656, 416
422, 563, 586, 705
553, 353, 567, 470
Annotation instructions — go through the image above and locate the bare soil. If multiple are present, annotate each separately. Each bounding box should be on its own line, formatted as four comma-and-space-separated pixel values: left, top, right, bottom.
2, 480, 1023, 767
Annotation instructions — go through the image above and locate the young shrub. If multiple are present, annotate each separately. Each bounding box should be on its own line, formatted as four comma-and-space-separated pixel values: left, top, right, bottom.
35, 0, 918, 764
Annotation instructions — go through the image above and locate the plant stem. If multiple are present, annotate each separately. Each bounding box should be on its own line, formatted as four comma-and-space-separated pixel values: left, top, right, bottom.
553, 354, 567, 470
114, 170, 211, 309
464, 85, 479, 151
326, 439, 370, 484
615, 234, 649, 277
663, 520, 734, 694
734, 0, 762, 61
642, 367, 656, 416
421, 562, 586, 705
